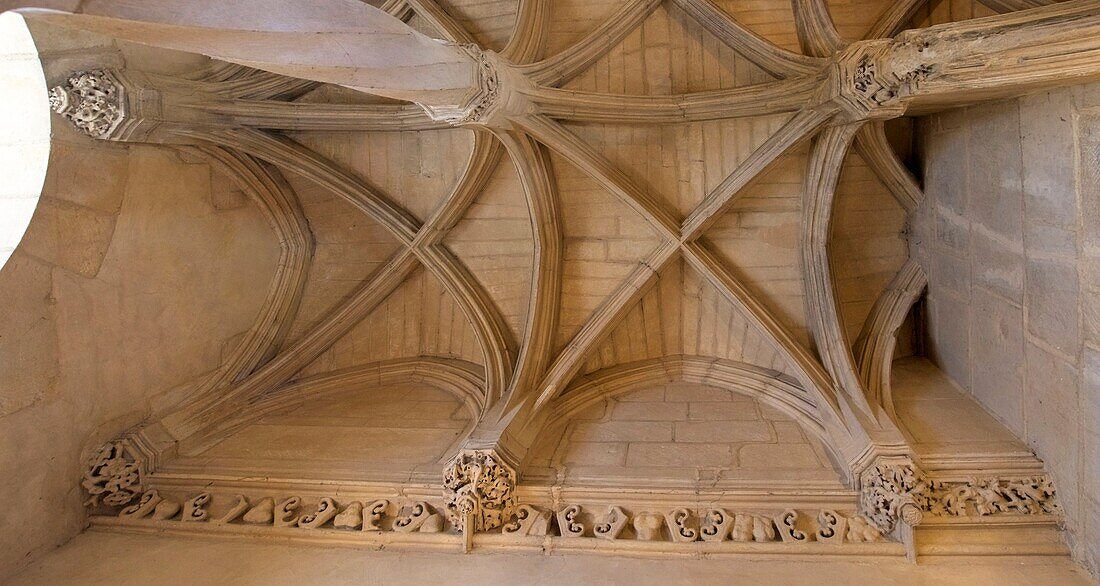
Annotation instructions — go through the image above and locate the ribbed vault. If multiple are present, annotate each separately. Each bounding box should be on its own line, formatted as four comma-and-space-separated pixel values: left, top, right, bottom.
19, 0, 1095, 557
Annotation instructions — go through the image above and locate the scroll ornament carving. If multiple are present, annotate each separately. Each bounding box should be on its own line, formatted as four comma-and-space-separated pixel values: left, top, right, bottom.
859, 461, 931, 534
442, 449, 517, 533
97, 485, 1058, 546
502, 504, 552, 536
82, 441, 143, 507
49, 70, 126, 139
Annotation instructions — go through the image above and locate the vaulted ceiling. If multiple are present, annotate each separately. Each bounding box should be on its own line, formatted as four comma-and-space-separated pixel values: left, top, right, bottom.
31, 0, 1098, 553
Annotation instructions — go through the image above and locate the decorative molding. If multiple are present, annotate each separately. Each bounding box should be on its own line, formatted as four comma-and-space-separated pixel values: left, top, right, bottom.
864, 0, 929, 40
531, 77, 816, 124
500, 0, 551, 64
486, 129, 561, 418
49, 69, 126, 138
82, 441, 143, 508
667, 0, 823, 78
443, 449, 518, 532
502, 504, 552, 536
800, 121, 878, 421
790, 0, 845, 57
97, 490, 891, 545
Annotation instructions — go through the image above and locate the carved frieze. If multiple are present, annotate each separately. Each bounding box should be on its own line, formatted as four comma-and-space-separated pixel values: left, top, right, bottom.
101, 493, 895, 547
49, 70, 126, 139
858, 460, 1058, 534
927, 476, 1060, 517
442, 449, 517, 533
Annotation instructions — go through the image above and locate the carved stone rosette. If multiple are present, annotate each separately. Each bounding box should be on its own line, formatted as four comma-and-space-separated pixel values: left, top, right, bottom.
82, 441, 143, 508
420, 44, 500, 125
858, 460, 930, 534
49, 70, 126, 139
442, 449, 517, 533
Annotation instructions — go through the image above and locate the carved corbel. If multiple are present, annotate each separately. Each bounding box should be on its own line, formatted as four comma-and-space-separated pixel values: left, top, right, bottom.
49, 70, 127, 139
48, 68, 174, 142
82, 440, 144, 508
858, 458, 930, 534
442, 449, 518, 533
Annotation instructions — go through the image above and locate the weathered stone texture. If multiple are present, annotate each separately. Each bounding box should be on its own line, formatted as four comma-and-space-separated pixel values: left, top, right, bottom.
0, 137, 280, 580
918, 81, 1100, 575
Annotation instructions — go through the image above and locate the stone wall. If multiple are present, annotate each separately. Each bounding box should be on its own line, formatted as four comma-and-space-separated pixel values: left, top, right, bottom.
525, 381, 839, 486
0, 23, 282, 580
915, 82, 1100, 575
9, 532, 1098, 585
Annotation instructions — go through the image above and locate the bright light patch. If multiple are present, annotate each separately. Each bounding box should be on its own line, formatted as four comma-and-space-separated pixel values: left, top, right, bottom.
0, 11, 50, 272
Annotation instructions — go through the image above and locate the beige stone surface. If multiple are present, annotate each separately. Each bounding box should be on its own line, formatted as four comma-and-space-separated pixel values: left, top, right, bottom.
9, 531, 1098, 586
0, 140, 280, 578
892, 357, 1034, 456
0, 21, 283, 580
4, 0, 1100, 580
170, 383, 472, 480
916, 81, 1100, 574
526, 381, 837, 486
